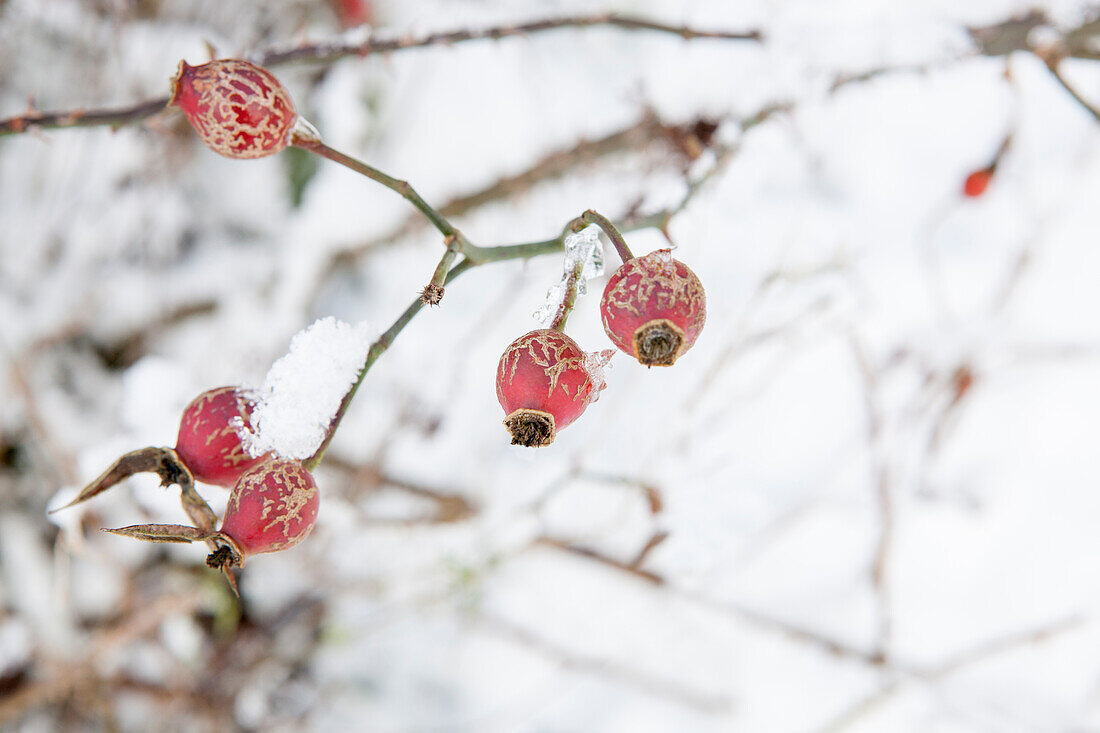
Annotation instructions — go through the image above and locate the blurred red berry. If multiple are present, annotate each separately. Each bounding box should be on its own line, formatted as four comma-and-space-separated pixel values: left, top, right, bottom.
219, 457, 319, 556
963, 168, 993, 197
175, 387, 264, 487
335, 0, 373, 28
169, 59, 297, 159
600, 250, 706, 367
496, 329, 602, 447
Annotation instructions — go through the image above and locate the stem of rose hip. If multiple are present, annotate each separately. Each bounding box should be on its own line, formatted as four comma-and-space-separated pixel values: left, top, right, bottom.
572, 209, 634, 263
422, 235, 460, 305
305, 213, 658, 470
550, 259, 585, 332
304, 259, 475, 470
291, 137, 466, 243
304, 230, 578, 470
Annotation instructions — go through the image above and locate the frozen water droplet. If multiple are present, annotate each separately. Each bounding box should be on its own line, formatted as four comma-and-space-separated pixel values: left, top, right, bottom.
290, 115, 322, 145
582, 348, 616, 402
532, 226, 605, 325
646, 248, 678, 275
564, 225, 605, 282
533, 282, 566, 326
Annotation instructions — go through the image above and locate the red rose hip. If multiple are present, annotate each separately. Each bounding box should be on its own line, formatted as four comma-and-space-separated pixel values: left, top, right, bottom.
175, 387, 264, 487
218, 457, 319, 557
169, 59, 297, 159
600, 249, 706, 366
496, 329, 602, 447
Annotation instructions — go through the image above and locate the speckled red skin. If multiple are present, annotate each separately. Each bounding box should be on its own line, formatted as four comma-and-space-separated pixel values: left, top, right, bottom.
175, 387, 265, 488
219, 458, 319, 556
169, 59, 297, 159
496, 329, 598, 432
600, 250, 707, 365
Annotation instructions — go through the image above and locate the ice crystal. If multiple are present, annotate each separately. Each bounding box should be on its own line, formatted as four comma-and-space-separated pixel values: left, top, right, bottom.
532, 225, 605, 325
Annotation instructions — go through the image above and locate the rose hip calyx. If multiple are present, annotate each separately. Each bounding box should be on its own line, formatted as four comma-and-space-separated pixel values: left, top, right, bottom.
632, 318, 686, 367
502, 408, 556, 448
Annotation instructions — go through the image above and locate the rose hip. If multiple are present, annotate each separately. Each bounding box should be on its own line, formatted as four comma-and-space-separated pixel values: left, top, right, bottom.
496, 329, 602, 447
963, 168, 993, 197
600, 250, 706, 366
168, 59, 297, 159
175, 387, 264, 487
218, 457, 319, 557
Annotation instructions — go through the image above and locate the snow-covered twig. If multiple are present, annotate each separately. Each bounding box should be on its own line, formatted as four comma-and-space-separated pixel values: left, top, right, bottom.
258, 12, 762, 66
0, 14, 760, 138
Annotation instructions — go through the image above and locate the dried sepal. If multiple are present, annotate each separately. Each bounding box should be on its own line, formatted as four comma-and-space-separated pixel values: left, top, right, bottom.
51, 446, 194, 513
202, 532, 246, 596
103, 523, 213, 544
179, 478, 218, 535
205, 531, 246, 567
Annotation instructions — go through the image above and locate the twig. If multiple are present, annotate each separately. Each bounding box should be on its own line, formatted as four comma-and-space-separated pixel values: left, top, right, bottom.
0, 98, 170, 138
630, 531, 669, 568
308, 112, 672, 297
0, 15, 759, 138
622, 101, 792, 237
294, 213, 594, 469
532, 535, 886, 667
292, 137, 465, 241
321, 455, 478, 524
969, 10, 1100, 61
302, 261, 471, 469
7, 356, 79, 486
1041, 56, 1100, 123
0, 593, 201, 727
567, 469, 664, 515
6, 11, 1100, 139
421, 235, 460, 305
818, 616, 1084, 733
848, 333, 893, 663
479, 611, 733, 714
436, 114, 665, 217
571, 209, 635, 263
259, 13, 761, 66
535, 535, 664, 584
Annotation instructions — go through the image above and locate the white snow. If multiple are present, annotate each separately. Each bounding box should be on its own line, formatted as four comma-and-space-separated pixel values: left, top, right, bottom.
6, 0, 1100, 731
238, 317, 372, 460
563, 224, 606, 296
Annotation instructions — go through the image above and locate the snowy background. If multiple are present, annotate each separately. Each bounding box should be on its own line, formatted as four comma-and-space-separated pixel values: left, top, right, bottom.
3, 0, 1100, 731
